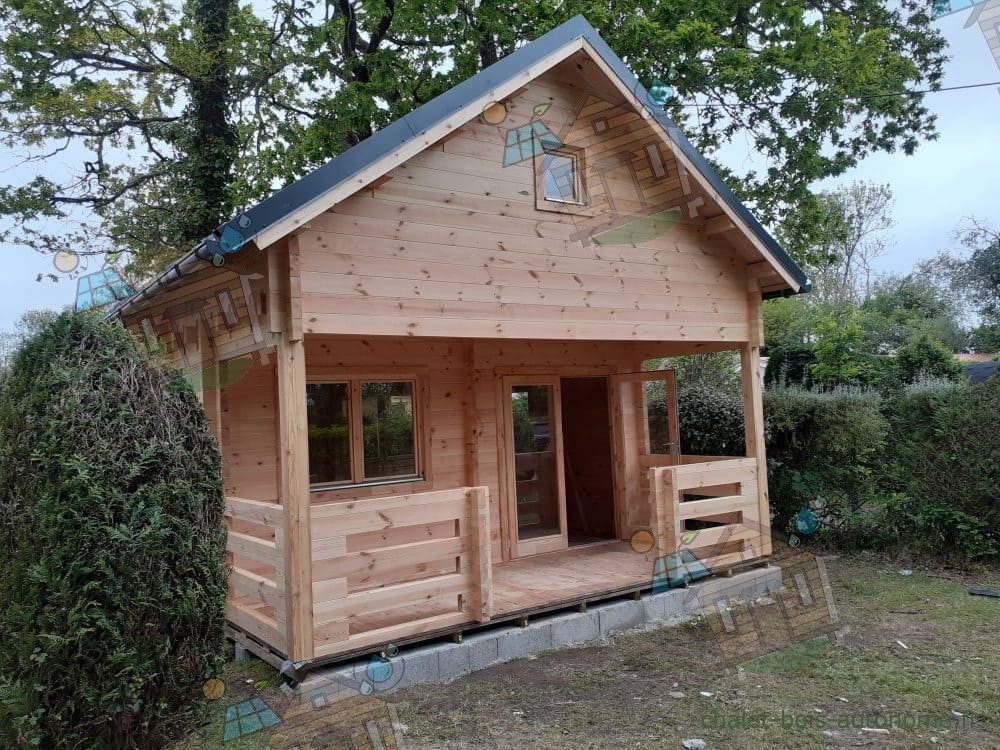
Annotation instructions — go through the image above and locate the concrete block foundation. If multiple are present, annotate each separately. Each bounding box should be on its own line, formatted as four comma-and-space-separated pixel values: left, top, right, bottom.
307, 566, 782, 695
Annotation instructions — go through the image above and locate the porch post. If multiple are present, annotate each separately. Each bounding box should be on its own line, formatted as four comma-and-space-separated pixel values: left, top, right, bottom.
276, 236, 314, 662
741, 280, 772, 555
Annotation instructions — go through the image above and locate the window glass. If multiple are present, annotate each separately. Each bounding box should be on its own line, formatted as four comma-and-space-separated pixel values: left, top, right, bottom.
361, 382, 417, 480
645, 379, 673, 454
511, 384, 559, 540
543, 153, 578, 202
306, 383, 351, 484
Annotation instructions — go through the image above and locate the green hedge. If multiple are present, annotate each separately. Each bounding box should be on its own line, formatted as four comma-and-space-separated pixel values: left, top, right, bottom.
674, 386, 746, 456
763, 386, 888, 538
0, 312, 228, 748
676, 378, 999, 561
880, 378, 999, 559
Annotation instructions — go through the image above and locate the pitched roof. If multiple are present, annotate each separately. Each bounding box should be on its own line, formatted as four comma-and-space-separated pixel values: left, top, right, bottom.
113, 15, 809, 317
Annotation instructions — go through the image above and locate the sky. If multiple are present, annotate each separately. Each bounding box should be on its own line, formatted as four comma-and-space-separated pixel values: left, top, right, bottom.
1, 9, 998, 330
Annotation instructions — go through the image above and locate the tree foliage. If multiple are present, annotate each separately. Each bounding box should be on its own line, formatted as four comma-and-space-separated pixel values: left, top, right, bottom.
0, 0, 947, 275
780, 181, 896, 303
0, 311, 227, 748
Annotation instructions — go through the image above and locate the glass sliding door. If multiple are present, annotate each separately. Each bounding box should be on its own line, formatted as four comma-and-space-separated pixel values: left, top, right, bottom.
503, 376, 567, 557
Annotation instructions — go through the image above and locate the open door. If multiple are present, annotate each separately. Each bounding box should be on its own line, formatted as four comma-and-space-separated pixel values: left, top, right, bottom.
501, 375, 568, 558
609, 370, 680, 540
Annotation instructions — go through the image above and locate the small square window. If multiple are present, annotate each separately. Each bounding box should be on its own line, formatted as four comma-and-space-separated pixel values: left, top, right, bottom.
539, 148, 586, 207
543, 153, 578, 202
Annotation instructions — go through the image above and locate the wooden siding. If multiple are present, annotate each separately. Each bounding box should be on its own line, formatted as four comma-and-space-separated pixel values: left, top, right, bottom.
295, 61, 754, 343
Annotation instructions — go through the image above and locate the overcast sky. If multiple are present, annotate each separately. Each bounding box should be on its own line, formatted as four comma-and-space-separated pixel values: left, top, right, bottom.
1, 9, 998, 330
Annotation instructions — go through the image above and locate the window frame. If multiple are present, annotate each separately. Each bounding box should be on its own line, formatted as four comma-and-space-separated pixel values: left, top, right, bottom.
534, 145, 588, 211
306, 371, 429, 494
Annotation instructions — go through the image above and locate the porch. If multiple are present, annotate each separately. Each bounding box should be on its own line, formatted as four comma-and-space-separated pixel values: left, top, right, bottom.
224, 454, 768, 666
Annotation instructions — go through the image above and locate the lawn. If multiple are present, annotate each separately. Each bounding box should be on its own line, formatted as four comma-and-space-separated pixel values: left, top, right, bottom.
178, 554, 1000, 750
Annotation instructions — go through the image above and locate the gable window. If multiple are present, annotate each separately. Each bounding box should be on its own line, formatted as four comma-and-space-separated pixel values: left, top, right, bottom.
541, 149, 585, 204
534, 145, 587, 213
307, 378, 419, 488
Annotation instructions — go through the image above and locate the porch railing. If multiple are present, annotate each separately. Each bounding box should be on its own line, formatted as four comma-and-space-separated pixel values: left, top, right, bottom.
310, 486, 492, 657
224, 496, 288, 655
648, 457, 765, 570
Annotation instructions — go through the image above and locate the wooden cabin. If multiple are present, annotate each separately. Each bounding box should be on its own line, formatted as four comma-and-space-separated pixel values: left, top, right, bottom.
108, 16, 809, 667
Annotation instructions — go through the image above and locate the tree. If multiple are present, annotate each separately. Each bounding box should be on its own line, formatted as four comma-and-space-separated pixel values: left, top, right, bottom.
781, 181, 896, 305
896, 334, 962, 383
1, 1, 947, 276
859, 271, 966, 354
958, 222, 1000, 353
810, 307, 866, 387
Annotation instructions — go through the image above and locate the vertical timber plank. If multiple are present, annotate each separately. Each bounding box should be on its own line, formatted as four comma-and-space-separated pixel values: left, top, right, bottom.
469, 486, 493, 621
742, 280, 772, 556
277, 333, 315, 661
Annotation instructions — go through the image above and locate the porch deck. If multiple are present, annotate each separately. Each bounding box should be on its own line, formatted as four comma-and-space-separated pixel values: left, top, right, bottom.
492, 541, 653, 617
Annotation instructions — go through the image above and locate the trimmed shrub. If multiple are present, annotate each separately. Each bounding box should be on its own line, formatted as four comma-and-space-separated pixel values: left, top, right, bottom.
763, 386, 888, 535
763, 344, 816, 388
0, 312, 228, 748
881, 378, 1000, 559
676, 385, 746, 456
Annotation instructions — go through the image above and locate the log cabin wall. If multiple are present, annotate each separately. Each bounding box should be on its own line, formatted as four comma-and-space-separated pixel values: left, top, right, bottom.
295, 58, 754, 344
302, 335, 694, 562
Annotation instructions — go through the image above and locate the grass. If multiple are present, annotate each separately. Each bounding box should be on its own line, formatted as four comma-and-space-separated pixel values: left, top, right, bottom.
177, 554, 1000, 750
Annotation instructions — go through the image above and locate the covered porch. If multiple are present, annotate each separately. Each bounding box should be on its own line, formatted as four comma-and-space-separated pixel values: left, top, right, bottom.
218, 332, 770, 665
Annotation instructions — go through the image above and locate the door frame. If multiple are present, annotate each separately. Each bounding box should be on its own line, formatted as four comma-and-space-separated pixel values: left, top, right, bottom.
608, 369, 680, 540
498, 374, 568, 559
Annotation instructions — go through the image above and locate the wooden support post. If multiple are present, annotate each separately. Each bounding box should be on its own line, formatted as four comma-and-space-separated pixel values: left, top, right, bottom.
277, 332, 315, 661
741, 281, 772, 556
469, 486, 493, 622
649, 466, 676, 559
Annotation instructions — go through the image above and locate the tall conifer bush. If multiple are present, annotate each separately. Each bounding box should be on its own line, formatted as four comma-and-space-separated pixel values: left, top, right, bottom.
0, 312, 227, 748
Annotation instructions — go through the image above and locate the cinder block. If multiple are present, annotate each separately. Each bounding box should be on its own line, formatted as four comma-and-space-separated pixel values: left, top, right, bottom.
392, 644, 440, 691
549, 610, 600, 648
437, 642, 471, 682
466, 632, 500, 671
497, 621, 553, 661
596, 600, 646, 635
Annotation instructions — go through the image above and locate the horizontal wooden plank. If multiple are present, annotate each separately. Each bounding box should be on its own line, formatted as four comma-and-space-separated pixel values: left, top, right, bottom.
311, 487, 476, 518
678, 523, 759, 550
315, 572, 472, 621
312, 501, 472, 539
313, 535, 469, 583
314, 610, 473, 657
301, 274, 746, 316
226, 601, 287, 654
230, 566, 285, 613
303, 312, 749, 342
227, 530, 280, 566
677, 494, 754, 521
225, 496, 282, 528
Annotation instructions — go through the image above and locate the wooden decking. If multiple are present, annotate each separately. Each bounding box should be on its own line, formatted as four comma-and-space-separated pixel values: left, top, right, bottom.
492, 540, 655, 617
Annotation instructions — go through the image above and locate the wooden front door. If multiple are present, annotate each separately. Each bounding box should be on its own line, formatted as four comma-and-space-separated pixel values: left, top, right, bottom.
500, 375, 568, 558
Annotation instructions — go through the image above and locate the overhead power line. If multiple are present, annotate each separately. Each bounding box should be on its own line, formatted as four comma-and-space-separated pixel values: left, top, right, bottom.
671, 79, 1000, 109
